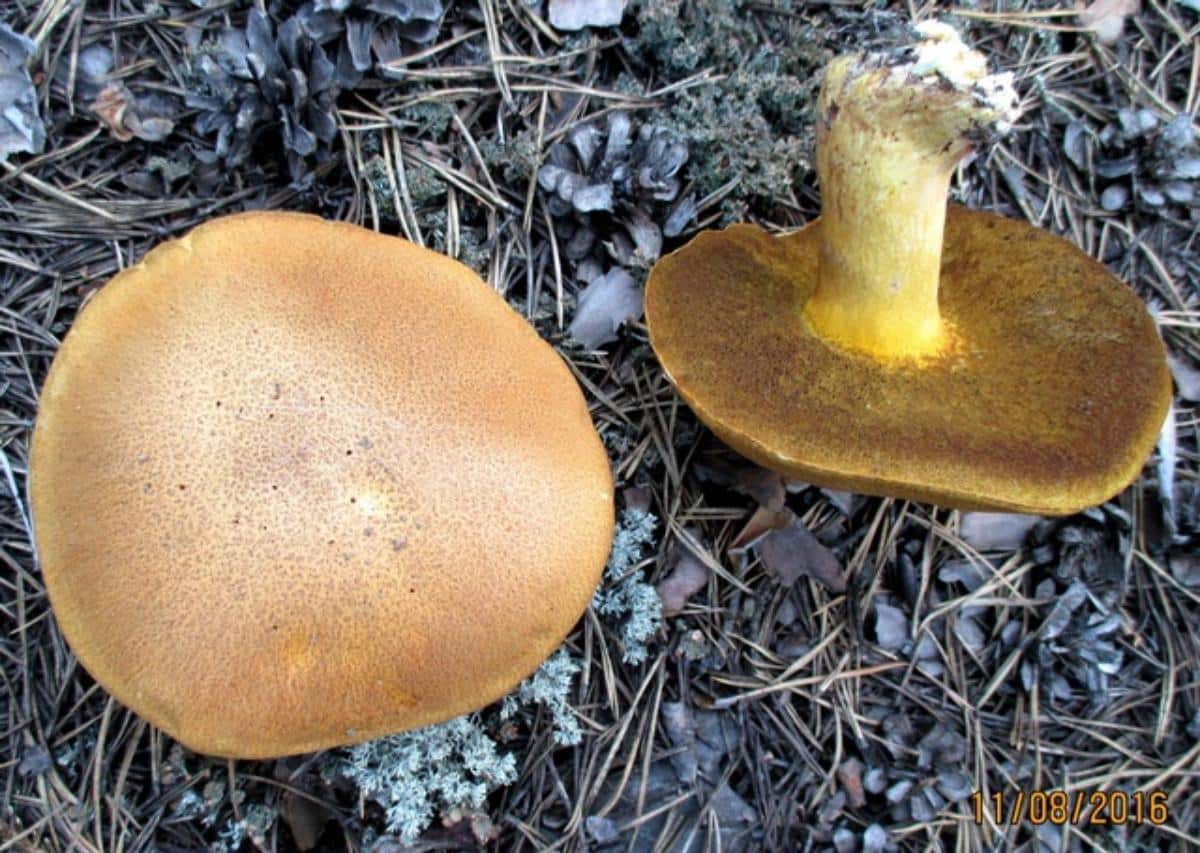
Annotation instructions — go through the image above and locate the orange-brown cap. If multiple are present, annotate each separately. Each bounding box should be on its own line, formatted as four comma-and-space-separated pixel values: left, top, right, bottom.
30, 211, 614, 758
645, 206, 1170, 515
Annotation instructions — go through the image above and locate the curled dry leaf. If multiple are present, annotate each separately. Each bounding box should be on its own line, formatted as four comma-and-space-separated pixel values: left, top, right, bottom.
90, 83, 136, 141
959, 511, 1039, 551
0, 23, 46, 159
748, 511, 844, 590
567, 268, 641, 349
1077, 0, 1140, 45
548, 0, 627, 31
90, 82, 175, 143
656, 536, 709, 616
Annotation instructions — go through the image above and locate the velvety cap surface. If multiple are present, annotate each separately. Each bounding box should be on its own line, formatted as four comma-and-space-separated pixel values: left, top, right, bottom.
645, 206, 1170, 515
31, 212, 614, 758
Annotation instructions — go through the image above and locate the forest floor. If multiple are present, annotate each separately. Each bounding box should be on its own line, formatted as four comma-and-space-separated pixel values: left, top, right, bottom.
1, 0, 1198, 850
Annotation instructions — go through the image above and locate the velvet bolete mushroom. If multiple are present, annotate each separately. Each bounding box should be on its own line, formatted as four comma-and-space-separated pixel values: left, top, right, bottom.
30, 212, 614, 758
645, 22, 1170, 515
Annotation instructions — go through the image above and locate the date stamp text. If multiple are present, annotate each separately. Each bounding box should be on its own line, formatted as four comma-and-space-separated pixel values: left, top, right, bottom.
971, 789, 1168, 826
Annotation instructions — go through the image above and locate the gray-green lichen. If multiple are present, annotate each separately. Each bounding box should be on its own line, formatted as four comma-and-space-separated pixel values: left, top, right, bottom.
627, 0, 831, 221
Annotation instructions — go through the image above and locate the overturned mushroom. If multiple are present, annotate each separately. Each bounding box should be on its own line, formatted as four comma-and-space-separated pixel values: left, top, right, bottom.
30, 212, 614, 758
645, 22, 1170, 515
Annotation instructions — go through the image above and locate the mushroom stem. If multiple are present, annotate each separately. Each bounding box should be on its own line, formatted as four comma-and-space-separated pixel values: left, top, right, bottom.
803, 22, 1018, 360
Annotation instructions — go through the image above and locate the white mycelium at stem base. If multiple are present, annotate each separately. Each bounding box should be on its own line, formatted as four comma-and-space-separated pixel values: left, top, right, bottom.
803, 21, 1019, 360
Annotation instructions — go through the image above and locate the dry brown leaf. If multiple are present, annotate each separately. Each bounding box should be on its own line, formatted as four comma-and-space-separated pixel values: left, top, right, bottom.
567, 267, 641, 348
1077, 0, 1139, 45
756, 510, 846, 592
88, 81, 174, 143
278, 791, 330, 851
837, 758, 867, 809
729, 504, 785, 551
731, 464, 786, 511
656, 537, 709, 616
959, 512, 1038, 551
89, 83, 134, 141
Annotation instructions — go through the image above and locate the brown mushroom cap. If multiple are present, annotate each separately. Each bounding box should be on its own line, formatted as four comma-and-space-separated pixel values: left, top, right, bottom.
30, 211, 614, 758
645, 206, 1171, 515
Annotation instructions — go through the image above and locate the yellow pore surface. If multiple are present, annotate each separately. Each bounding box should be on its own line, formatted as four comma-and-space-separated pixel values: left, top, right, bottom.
645, 206, 1170, 515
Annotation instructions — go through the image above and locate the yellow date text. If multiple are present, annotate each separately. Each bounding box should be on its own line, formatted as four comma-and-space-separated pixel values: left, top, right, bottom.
970, 789, 1168, 827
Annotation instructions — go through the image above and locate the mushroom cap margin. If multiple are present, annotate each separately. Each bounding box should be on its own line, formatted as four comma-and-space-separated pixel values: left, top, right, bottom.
644, 206, 1170, 516
30, 211, 615, 758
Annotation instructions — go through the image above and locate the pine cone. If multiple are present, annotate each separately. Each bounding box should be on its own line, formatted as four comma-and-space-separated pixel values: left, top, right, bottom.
187, 10, 339, 186
297, 0, 445, 85
537, 112, 694, 269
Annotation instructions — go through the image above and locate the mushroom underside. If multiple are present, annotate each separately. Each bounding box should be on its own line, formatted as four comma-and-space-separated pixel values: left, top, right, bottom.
645, 206, 1170, 515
